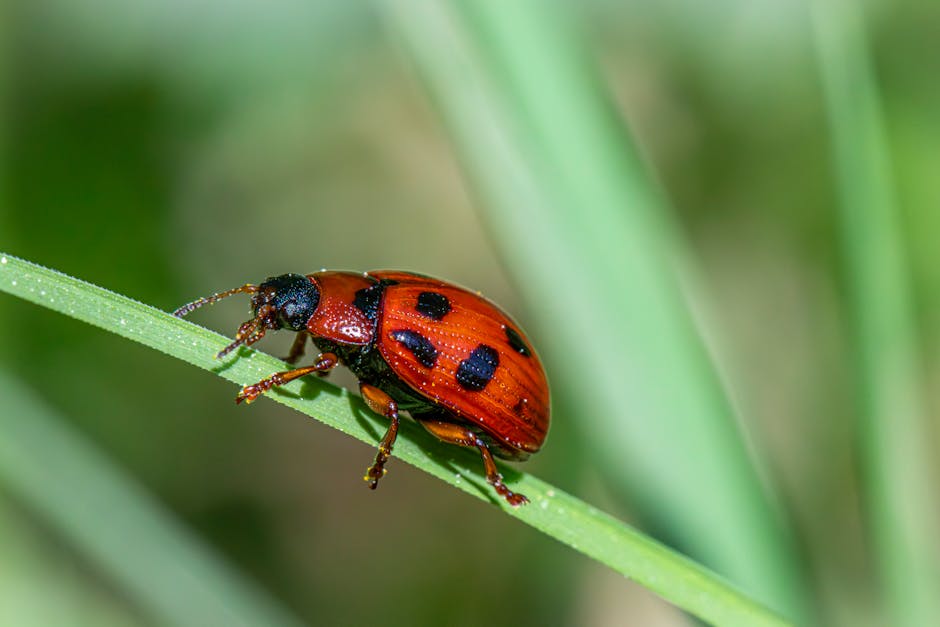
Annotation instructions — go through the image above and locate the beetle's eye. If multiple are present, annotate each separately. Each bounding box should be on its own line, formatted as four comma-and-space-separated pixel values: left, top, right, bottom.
279, 300, 307, 330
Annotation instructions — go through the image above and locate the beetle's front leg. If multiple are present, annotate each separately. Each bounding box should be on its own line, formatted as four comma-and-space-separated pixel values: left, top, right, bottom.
359, 383, 400, 490
236, 352, 338, 404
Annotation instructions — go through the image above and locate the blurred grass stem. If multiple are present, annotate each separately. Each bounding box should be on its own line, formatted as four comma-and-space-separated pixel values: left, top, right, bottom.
0, 370, 305, 627
811, 1, 940, 624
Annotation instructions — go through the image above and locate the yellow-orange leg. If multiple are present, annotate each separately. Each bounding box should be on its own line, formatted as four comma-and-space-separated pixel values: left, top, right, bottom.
236, 352, 338, 404
282, 331, 309, 365
418, 419, 528, 507
360, 383, 400, 490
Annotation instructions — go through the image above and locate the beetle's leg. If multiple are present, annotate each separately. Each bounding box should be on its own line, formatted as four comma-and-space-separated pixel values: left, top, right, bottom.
236, 352, 338, 404
417, 419, 528, 507
359, 383, 400, 490
282, 331, 308, 365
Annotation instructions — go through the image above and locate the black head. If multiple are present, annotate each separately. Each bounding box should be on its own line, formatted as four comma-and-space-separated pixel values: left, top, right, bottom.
173, 273, 319, 358
251, 274, 320, 332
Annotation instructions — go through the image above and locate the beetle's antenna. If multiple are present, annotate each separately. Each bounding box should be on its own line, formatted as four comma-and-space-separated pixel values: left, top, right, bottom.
173, 284, 259, 318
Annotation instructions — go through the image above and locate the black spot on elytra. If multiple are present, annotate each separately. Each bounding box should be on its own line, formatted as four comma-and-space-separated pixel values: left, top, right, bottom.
504, 326, 531, 356
456, 344, 499, 391
415, 291, 451, 320
390, 329, 438, 368
353, 279, 396, 320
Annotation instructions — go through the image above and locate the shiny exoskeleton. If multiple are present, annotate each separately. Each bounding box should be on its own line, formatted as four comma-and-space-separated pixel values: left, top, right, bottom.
174, 270, 550, 506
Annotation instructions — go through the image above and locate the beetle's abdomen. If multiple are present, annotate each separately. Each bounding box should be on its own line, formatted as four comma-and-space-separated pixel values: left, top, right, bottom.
369, 271, 550, 455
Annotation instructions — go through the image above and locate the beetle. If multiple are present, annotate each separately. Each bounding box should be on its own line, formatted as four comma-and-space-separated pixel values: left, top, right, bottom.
174, 270, 550, 506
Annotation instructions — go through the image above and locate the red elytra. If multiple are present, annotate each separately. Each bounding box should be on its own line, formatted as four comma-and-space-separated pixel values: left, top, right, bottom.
174, 270, 550, 506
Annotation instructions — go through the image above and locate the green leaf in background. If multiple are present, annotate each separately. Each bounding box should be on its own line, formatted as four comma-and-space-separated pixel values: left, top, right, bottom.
812, 0, 940, 624
0, 369, 305, 627
0, 252, 793, 627
381, 0, 807, 621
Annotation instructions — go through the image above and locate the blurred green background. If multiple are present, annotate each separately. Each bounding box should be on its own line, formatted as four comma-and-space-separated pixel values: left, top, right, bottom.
1, 0, 938, 625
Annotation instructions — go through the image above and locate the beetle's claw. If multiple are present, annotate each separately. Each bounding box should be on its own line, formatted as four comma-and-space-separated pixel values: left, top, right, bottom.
506, 492, 529, 507
490, 476, 529, 507
364, 463, 387, 490
235, 387, 257, 404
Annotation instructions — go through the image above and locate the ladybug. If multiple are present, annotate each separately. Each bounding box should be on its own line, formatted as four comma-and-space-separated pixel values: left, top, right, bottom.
174, 271, 550, 506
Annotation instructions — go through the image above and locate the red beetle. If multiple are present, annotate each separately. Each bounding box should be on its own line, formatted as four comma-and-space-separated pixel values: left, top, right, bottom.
174, 270, 550, 506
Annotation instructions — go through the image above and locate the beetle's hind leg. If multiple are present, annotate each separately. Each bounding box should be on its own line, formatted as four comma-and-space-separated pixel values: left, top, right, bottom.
236, 352, 338, 404
359, 383, 400, 490
417, 418, 528, 507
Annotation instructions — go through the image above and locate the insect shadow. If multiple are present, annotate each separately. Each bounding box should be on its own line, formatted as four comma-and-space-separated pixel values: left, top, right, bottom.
290, 375, 345, 403
208, 351, 243, 376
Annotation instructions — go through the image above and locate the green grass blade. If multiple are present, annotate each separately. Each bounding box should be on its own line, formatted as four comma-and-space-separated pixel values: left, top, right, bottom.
811, 1, 940, 624
0, 252, 793, 626
0, 370, 305, 627
380, 1, 806, 619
